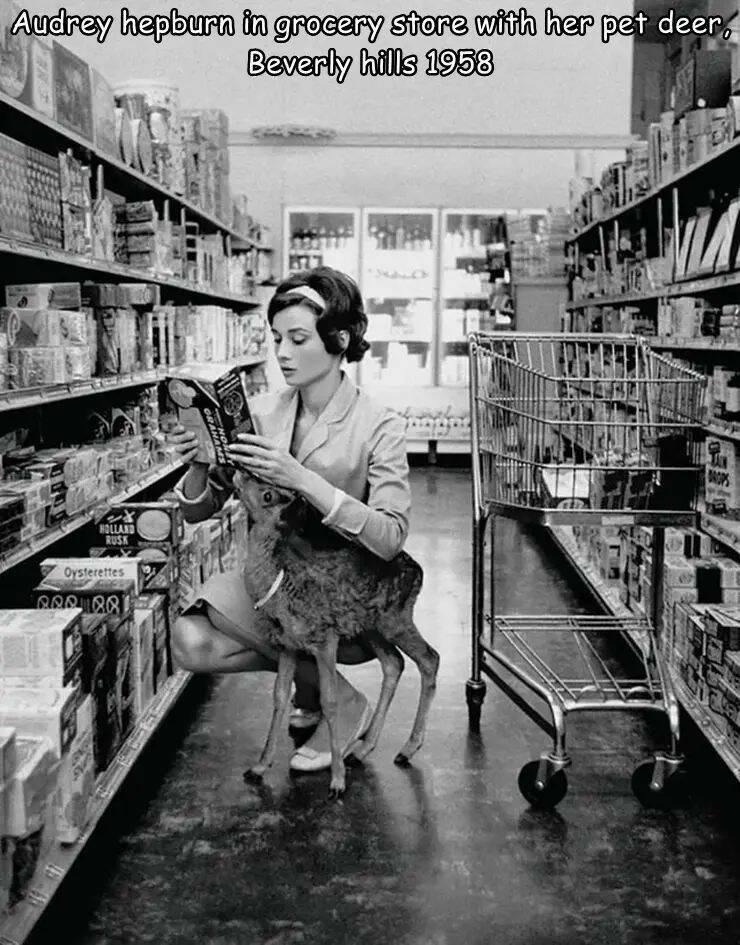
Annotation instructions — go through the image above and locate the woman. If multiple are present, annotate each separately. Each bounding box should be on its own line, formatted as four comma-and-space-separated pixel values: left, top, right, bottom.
169, 267, 412, 772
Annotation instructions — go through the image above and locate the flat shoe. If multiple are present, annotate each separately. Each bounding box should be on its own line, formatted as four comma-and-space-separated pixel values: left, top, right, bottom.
289, 706, 322, 729
290, 701, 372, 773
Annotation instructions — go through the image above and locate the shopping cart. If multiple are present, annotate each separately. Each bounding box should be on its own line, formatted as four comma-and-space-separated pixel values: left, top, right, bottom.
466, 333, 706, 809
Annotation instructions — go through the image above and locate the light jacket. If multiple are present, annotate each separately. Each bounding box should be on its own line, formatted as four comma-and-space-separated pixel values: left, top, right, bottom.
174, 373, 411, 561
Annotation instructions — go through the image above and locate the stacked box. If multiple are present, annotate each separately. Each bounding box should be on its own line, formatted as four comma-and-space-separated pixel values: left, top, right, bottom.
53, 696, 95, 844
31, 576, 136, 768
132, 608, 155, 717
58, 149, 92, 256
0, 609, 83, 700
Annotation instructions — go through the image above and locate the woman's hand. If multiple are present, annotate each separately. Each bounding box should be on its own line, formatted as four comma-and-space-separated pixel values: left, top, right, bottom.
168, 424, 204, 466
226, 434, 308, 492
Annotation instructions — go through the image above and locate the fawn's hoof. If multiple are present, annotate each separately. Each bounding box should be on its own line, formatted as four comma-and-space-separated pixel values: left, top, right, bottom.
243, 766, 266, 783
394, 752, 411, 768
328, 776, 346, 799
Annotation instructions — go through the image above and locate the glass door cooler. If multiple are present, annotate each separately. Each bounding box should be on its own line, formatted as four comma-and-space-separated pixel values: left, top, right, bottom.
360, 208, 437, 387
283, 207, 360, 280
439, 210, 511, 387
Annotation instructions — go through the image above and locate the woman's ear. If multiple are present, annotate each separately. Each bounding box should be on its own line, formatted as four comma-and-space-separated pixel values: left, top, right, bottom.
337, 329, 350, 354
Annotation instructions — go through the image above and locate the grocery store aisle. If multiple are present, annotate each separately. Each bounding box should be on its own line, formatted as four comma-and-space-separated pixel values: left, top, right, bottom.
49, 469, 740, 945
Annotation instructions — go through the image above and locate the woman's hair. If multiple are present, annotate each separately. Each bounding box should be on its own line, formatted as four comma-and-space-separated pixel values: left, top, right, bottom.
266, 267, 370, 363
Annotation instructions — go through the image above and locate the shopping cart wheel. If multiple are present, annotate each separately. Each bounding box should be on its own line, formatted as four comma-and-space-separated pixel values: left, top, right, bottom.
518, 761, 568, 810
466, 680, 486, 732
631, 759, 689, 810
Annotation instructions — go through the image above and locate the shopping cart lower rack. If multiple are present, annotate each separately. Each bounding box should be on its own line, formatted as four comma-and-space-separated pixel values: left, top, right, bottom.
466, 332, 706, 809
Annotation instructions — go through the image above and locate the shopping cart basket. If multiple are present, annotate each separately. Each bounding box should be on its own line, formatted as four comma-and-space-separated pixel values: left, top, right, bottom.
466, 332, 705, 809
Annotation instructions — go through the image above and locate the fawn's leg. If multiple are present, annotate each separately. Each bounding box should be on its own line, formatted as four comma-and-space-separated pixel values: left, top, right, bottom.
346, 634, 404, 764
386, 614, 440, 766
245, 648, 297, 781
311, 635, 345, 798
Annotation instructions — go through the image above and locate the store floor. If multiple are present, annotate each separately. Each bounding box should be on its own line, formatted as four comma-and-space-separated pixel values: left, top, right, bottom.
50, 469, 740, 945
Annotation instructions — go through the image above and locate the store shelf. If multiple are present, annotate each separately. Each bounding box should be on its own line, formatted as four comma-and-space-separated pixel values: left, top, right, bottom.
568, 290, 661, 310
650, 337, 740, 354
0, 91, 247, 242
0, 371, 158, 414
569, 132, 740, 246
699, 511, 740, 557
0, 352, 267, 416
406, 437, 470, 454
0, 459, 185, 577
705, 423, 740, 444
0, 237, 260, 309
0, 669, 193, 945
548, 522, 740, 785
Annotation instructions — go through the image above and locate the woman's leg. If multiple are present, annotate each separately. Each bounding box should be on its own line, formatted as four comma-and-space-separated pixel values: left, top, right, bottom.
171, 606, 279, 674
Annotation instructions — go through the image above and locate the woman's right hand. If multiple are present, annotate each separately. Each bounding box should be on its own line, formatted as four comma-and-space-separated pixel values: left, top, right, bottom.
168, 424, 202, 466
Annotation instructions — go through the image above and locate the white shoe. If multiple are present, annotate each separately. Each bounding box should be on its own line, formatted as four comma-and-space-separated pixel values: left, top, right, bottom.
290, 697, 372, 773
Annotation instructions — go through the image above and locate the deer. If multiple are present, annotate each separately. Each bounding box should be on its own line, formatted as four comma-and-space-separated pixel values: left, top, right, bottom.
234, 472, 439, 798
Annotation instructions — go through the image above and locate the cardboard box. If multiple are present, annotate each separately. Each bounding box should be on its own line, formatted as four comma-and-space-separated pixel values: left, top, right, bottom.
89, 546, 177, 591
52, 42, 93, 141
132, 609, 155, 717
0, 686, 77, 757
93, 502, 183, 549
54, 696, 94, 844
41, 557, 145, 595
0, 608, 82, 682
4, 282, 81, 310
706, 436, 740, 513
166, 364, 254, 465
4, 736, 58, 838
32, 578, 134, 625
19, 37, 54, 118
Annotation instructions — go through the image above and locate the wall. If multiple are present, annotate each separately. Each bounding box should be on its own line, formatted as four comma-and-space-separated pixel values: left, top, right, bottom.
31, 0, 635, 252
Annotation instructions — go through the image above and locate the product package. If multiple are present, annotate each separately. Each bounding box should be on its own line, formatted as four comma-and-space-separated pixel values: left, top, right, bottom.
54, 695, 95, 844
93, 501, 183, 549
166, 364, 255, 465
0, 685, 77, 757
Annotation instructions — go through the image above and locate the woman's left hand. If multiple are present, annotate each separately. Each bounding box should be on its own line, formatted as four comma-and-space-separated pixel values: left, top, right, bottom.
226, 434, 307, 492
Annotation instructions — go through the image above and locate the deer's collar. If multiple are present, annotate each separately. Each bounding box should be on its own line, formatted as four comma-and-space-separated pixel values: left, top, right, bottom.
253, 568, 285, 611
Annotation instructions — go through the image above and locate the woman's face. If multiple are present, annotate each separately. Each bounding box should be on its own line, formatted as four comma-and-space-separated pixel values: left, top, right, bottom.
271, 304, 340, 388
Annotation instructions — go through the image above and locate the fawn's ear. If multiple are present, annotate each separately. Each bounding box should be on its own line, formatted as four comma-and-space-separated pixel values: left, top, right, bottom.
277, 496, 311, 534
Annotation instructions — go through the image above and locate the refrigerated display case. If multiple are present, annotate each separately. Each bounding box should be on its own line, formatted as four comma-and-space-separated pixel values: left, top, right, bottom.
439, 209, 510, 388
360, 208, 437, 388
283, 207, 360, 280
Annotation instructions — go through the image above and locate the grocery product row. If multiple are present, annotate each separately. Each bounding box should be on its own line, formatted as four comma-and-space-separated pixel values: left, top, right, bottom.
0, 278, 268, 397
0, 131, 257, 300
0, 489, 250, 932
554, 519, 740, 782
0, 1, 270, 244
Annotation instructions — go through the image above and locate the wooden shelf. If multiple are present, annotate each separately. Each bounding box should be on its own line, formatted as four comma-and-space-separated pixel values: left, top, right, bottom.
0, 459, 185, 577
0, 237, 260, 309
569, 132, 740, 246
0, 91, 250, 243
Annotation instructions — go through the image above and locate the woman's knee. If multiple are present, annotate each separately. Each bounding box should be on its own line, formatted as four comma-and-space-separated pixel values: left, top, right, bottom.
171, 614, 216, 672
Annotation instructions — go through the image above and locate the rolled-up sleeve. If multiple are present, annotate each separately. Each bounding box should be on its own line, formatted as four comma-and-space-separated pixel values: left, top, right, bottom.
173, 466, 235, 523
322, 412, 410, 561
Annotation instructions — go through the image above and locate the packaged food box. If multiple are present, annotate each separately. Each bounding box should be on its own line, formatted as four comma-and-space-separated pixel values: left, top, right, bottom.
53, 41, 93, 141
0, 685, 77, 756
0, 608, 82, 680
54, 696, 95, 844
706, 437, 740, 514
4, 736, 59, 838
8, 346, 66, 388
93, 501, 183, 549
166, 364, 254, 465
19, 37, 54, 118
132, 608, 155, 717
79, 614, 108, 688
41, 556, 145, 595
32, 578, 135, 627
4, 282, 81, 310
0, 308, 60, 346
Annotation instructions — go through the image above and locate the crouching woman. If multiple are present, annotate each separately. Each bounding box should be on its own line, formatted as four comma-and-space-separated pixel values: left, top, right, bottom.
169, 267, 412, 772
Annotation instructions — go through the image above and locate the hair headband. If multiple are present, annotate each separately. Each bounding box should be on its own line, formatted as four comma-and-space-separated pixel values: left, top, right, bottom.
283, 285, 326, 310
